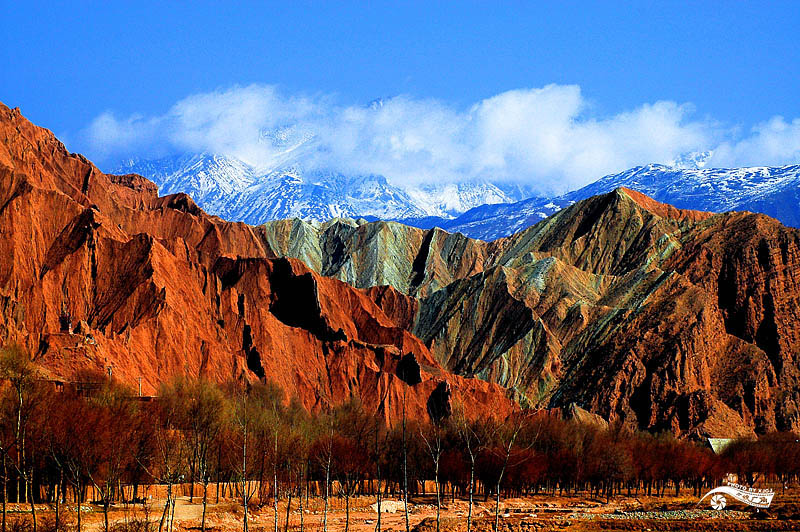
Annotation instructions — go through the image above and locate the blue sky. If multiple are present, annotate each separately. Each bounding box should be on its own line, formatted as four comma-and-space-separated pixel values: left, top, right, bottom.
2, 2, 800, 191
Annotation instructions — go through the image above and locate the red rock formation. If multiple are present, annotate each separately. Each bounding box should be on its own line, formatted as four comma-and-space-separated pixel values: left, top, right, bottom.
262, 179, 800, 438
4, 103, 799, 439
0, 103, 511, 423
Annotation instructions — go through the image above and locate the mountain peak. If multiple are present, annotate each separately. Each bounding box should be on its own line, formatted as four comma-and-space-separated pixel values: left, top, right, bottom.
0, 103, 515, 423
616, 187, 714, 223
428, 162, 800, 240
115, 152, 521, 224
5, 104, 800, 436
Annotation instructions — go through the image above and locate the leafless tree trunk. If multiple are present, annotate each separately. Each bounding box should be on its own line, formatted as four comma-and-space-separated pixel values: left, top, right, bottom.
273, 427, 278, 532
16, 388, 22, 504
323, 451, 331, 532
190, 443, 197, 503
298, 468, 305, 532
158, 483, 172, 532
467, 459, 475, 532
343, 488, 351, 532
242, 421, 249, 532
76, 479, 82, 532
374, 421, 383, 532
169, 493, 176, 532
2, 452, 6, 532
54, 470, 62, 531
201, 477, 209, 532
321, 422, 332, 532
216, 445, 221, 504
402, 387, 410, 532
493, 436, 515, 531
284, 488, 291, 532
27, 467, 37, 532
420, 423, 443, 532
492, 411, 534, 532
103, 495, 110, 532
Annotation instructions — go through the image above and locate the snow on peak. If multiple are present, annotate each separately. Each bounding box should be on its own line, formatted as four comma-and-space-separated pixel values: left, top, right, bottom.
435, 163, 800, 240
111, 151, 518, 225
667, 150, 714, 169
111, 141, 800, 242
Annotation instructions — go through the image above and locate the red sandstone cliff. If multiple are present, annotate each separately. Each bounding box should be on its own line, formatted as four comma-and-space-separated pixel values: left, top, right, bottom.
3, 103, 799, 438
0, 103, 510, 423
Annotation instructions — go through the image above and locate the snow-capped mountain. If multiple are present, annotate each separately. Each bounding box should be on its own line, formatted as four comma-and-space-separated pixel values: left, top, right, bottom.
220, 169, 430, 222
112, 154, 518, 224
414, 164, 800, 240
115, 154, 258, 214
404, 181, 516, 218
114, 149, 800, 242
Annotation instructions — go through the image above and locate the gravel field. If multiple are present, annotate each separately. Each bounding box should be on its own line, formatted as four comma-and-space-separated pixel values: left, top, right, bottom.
570, 509, 751, 520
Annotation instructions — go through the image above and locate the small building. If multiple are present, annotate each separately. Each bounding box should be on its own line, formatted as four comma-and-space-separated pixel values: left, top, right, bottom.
707, 437, 735, 455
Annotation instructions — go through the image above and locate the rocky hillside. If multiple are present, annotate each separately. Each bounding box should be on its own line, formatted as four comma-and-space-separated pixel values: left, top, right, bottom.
3, 103, 799, 438
0, 103, 511, 423
261, 193, 800, 438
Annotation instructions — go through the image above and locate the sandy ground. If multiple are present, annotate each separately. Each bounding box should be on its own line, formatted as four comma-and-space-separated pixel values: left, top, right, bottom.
5, 487, 800, 532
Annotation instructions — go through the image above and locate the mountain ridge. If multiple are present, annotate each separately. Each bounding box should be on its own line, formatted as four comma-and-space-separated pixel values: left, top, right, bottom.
4, 103, 800, 438
115, 152, 800, 241
421, 163, 800, 239
258, 188, 800, 437
114, 154, 521, 224
0, 102, 513, 424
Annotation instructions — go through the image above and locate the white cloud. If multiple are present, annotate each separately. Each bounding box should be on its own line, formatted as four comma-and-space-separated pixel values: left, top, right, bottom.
709, 117, 800, 168
83, 83, 800, 194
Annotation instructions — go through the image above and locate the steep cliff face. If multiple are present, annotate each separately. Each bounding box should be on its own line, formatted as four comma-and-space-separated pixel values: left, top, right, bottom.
260, 190, 800, 437
261, 218, 501, 297
0, 103, 511, 423
4, 103, 799, 437
662, 213, 800, 431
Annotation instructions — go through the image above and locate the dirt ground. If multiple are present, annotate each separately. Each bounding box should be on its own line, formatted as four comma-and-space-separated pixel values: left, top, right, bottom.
6, 487, 800, 532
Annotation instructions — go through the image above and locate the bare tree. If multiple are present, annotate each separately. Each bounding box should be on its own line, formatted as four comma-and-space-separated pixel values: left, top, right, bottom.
371, 397, 388, 532
279, 399, 309, 532
451, 402, 492, 532
230, 385, 260, 532
269, 397, 280, 532
402, 388, 409, 532
166, 378, 226, 532
149, 382, 191, 532
332, 435, 366, 532
46, 390, 102, 532
41, 391, 74, 532
491, 409, 534, 532
0, 346, 41, 531
419, 420, 445, 532
0, 395, 16, 532
85, 379, 145, 532
331, 399, 372, 532
288, 411, 312, 532
311, 414, 335, 532
240, 382, 285, 532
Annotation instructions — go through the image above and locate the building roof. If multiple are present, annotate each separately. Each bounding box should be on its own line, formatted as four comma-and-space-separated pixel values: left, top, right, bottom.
707, 438, 735, 454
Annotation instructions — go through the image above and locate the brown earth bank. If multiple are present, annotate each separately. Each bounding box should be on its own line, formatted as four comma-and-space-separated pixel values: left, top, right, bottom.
5, 489, 800, 532
2, 102, 800, 435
